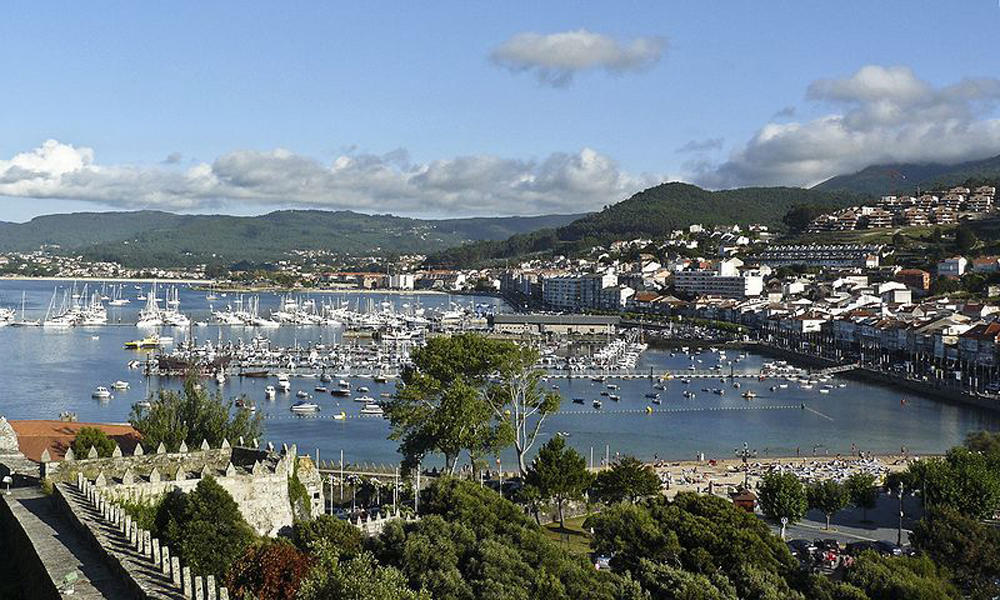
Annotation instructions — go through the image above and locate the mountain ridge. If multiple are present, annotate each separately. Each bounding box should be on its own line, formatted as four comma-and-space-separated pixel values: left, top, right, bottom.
0, 209, 585, 267
812, 154, 1000, 195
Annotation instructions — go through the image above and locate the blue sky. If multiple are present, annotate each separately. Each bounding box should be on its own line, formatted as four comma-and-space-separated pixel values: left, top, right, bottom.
2, 1, 1000, 220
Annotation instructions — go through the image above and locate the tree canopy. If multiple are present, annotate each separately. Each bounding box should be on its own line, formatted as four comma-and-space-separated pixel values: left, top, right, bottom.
590, 455, 662, 505
129, 375, 263, 452
385, 334, 517, 473
154, 476, 257, 579
71, 426, 116, 458
757, 472, 808, 526
807, 479, 850, 530
524, 436, 594, 529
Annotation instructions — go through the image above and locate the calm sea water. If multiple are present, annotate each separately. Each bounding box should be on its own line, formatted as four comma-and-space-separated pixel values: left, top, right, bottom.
0, 279, 997, 466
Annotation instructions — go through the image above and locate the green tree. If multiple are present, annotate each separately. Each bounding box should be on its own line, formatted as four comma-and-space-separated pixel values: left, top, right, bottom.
782, 204, 827, 233
384, 334, 513, 474
757, 472, 807, 529
129, 374, 263, 452
956, 226, 979, 252
484, 345, 561, 476
155, 476, 256, 579
590, 455, 662, 504
524, 436, 594, 529
845, 472, 879, 522
844, 552, 960, 600
965, 430, 1000, 456
807, 479, 850, 530
910, 506, 1000, 599
226, 539, 311, 600
291, 514, 363, 557
71, 426, 116, 458
297, 547, 428, 600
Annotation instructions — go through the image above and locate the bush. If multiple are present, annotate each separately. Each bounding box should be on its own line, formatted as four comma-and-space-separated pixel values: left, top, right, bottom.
227, 539, 312, 600
71, 426, 117, 458
291, 515, 363, 557
154, 476, 256, 579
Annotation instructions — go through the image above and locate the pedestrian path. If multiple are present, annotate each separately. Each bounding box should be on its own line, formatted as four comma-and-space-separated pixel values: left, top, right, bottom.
2, 488, 131, 599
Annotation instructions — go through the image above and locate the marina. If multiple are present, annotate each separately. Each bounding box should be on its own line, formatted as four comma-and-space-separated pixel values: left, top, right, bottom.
0, 280, 998, 467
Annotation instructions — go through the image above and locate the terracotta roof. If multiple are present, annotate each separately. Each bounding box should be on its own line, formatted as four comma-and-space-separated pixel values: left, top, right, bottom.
7, 420, 141, 462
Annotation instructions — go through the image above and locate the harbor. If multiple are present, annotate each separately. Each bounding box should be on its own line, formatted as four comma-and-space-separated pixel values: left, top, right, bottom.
0, 279, 996, 468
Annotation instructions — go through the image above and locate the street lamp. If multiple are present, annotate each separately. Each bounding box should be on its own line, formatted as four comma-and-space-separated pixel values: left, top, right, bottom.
734, 442, 757, 490
896, 482, 905, 547
2, 475, 11, 495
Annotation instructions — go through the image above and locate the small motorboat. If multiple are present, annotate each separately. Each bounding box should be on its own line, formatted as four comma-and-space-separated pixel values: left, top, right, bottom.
264, 386, 276, 400
290, 400, 320, 414
320, 373, 332, 383
296, 390, 310, 399
333, 411, 347, 420
593, 399, 603, 409
354, 395, 375, 404
111, 380, 129, 390
91, 386, 112, 399
609, 394, 620, 402
314, 386, 328, 393
742, 390, 757, 400
651, 397, 661, 405
357, 386, 370, 393
819, 388, 831, 394
135, 400, 152, 410
645, 393, 659, 399
572, 397, 585, 404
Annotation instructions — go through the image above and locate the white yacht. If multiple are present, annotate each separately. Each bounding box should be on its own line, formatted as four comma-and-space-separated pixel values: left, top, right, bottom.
111, 380, 129, 390
91, 386, 112, 399
359, 402, 384, 416
290, 400, 320, 414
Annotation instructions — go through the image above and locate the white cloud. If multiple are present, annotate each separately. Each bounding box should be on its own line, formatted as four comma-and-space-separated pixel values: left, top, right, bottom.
0, 140, 658, 217
490, 29, 665, 87
697, 65, 1000, 188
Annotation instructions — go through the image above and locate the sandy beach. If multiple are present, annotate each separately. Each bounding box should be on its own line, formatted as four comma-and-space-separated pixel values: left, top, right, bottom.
644, 453, 921, 499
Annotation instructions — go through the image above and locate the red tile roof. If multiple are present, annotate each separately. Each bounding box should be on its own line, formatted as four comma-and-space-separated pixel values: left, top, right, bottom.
8, 420, 141, 462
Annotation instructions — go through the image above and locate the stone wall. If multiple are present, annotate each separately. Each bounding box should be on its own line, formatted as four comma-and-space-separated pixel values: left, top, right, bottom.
46, 440, 323, 536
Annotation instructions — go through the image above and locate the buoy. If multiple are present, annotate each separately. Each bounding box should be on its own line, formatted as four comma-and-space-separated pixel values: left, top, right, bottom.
645, 406, 653, 414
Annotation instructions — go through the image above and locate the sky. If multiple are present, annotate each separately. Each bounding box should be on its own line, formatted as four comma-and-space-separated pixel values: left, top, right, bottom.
3, 1, 1000, 221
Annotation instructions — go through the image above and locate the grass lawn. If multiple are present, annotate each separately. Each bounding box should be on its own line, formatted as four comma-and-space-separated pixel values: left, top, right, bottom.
542, 514, 594, 556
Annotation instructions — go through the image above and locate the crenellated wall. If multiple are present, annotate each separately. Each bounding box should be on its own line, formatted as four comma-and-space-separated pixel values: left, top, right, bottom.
45, 439, 323, 536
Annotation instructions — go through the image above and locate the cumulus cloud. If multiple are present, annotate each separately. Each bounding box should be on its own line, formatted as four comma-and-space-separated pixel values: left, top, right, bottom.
163, 152, 183, 164
696, 65, 1000, 188
676, 137, 724, 153
490, 29, 665, 87
0, 140, 657, 217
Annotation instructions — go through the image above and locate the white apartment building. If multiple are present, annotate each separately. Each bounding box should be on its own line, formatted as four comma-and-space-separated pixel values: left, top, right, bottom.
541, 272, 618, 311
673, 259, 763, 299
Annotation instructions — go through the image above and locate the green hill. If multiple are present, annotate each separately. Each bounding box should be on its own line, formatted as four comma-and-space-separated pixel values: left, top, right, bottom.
0, 210, 584, 267
812, 154, 1000, 195
426, 182, 860, 266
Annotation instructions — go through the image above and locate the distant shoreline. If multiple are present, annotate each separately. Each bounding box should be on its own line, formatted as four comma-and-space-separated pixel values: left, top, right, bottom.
0, 276, 213, 285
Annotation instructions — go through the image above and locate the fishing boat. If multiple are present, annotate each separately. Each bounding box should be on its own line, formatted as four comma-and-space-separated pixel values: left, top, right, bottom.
91, 386, 112, 399
290, 400, 320, 414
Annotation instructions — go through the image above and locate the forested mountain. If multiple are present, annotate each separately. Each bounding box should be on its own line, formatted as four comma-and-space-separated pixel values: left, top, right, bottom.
427, 182, 860, 266
813, 154, 1000, 195
0, 210, 583, 266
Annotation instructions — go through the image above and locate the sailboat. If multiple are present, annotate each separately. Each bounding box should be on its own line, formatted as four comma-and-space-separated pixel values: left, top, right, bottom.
10, 291, 39, 327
